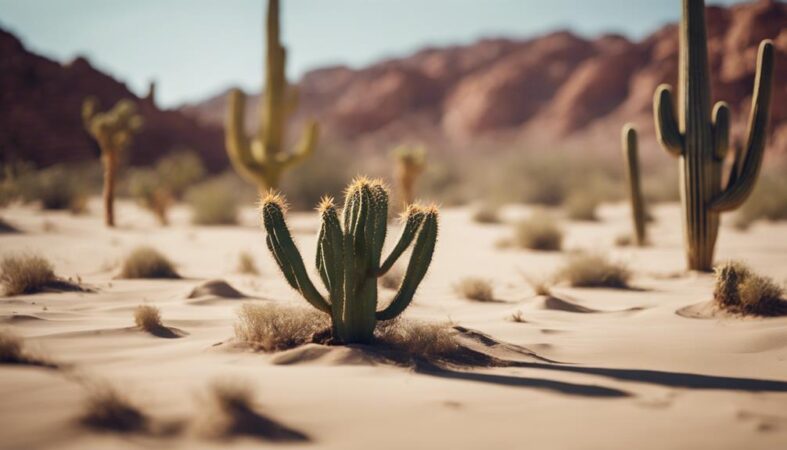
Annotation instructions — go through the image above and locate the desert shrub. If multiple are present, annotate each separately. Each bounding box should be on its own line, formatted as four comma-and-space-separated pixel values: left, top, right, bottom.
186, 177, 239, 225
525, 276, 552, 296
80, 384, 147, 432
234, 303, 328, 352
509, 311, 527, 323
1, 253, 56, 296
513, 211, 563, 251
379, 268, 403, 290
454, 277, 495, 302
564, 192, 599, 221
17, 165, 88, 212
119, 246, 179, 279
376, 319, 461, 362
237, 251, 259, 275
472, 203, 501, 224
134, 305, 163, 332
556, 253, 631, 288
0, 330, 54, 367
154, 150, 205, 199
127, 169, 171, 225
713, 261, 786, 316
733, 172, 787, 230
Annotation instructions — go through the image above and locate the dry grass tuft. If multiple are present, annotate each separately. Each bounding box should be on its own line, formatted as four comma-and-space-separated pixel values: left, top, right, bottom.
376, 319, 462, 363
237, 252, 259, 275
186, 178, 239, 225
0, 253, 82, 296
134, 305, 162, 332
564, 192, 599, 221
556, 253, 631, 289
0, 330, 55, 367
454, 277, 495, 302
79, 384, 148, 433
525, 276, 553, 296
234, 303, 329, 352
509, 311, 527, 323
513, 211, 563, 251
379, 268, 403, 290
472, 204, 501, 224
119, 246, 179, 279
713, 261, 786, 316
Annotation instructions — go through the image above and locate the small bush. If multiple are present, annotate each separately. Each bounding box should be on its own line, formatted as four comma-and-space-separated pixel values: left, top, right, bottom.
454, 277, 495, 302
556, 253, 631, 288
379, 268, 403, 290
119, 246, 180, 279
155, 150, 206, 199
564, 192, 599, 221
186, 177, 239, 225
472, 204, 501, 224
134, 305, 163, 332
0, 330, 54, 367
514, 211, 563, 251
509, 311, 527, 323
127, 169, 171, 225
237, 251, 259, 275
234, 303, 328, 352
1, 253, 56, 296
733, 173, 787, 230
80, 384, 147, 433
713, 261, 786, 316
525, 276, 552, 296
18, 165, 88, 212
376, 319, 460, 362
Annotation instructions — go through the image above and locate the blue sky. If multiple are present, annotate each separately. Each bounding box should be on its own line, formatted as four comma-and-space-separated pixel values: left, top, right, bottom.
0, 0, 748, 107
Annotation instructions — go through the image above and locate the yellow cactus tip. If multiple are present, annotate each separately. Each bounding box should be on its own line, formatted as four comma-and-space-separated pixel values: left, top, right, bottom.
258, 189, 288, 213
423, 202, 440, 216
317, 195, 335, 213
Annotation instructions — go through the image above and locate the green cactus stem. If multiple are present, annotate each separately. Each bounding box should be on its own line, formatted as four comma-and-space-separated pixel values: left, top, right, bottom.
82, 98, 143, 227
225, 0, 318, 193
621, 125, 647, 246
393, 145, 426, 209
260, 177, 439, 344
653, 0, 774, 271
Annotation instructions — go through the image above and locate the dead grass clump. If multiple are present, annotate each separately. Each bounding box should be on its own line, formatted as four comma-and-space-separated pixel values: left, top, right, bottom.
134, 305, 162, 332
234, 303, 329, 352
0, 330, 55, 367
119, 246, 180, 279
514, 211, 563, 251
19, 165, 88, 212
1, 253, 56, 296
556, 253, 631, 289
80, 384, 148, 433
509, 311, 527, 323
195, 380, 308, 441
379, 268, 403, 290
186, 178, 239, 225
472, 204, 501, 224
564, 192, 599, 221
376, 319, 462, 363
713, 261, 786, 316
525, 276, 552, 296
237, 251, 259, 275
454, 277, 495, 302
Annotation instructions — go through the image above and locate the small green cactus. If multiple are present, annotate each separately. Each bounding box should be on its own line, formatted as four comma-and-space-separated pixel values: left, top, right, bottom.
393, 145, 426, 209
621, 124, 647, 246
225, 0, 318, 193
653, 0, 774, 271
82, 98, 143, 227
259, 177, 439, 344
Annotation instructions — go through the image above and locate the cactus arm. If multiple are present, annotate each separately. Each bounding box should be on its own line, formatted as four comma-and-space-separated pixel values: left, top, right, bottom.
622, 124, 647, 246
654, 84, 683, 156
378, 205, 426, 275
225, 89, 263, 185
82, 97, 99, 131
709, 40, 774, 213
711, 101, 731, 160
315, 198, 344, 298
368, 182, 388, 270
262, 0, 286, 155
376, 209, 438, 321
261, 198, 330, 313
279, 122, 319, 168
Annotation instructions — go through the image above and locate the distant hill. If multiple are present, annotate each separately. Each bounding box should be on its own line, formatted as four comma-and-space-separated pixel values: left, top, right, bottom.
0, 28, 224, 169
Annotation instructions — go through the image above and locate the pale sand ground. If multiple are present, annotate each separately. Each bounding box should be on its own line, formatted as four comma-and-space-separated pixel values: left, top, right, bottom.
1, 199, 786, 450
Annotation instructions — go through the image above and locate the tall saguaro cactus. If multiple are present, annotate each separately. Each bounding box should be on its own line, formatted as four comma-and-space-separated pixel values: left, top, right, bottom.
621, 125, 647, 246
653, 0, 774, 271
82, 98, 143, 227
225, 0, 319, 193
260, 177, 439, 344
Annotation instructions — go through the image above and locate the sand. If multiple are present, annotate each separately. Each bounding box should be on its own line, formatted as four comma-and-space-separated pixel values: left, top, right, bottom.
1, 198, 786, 449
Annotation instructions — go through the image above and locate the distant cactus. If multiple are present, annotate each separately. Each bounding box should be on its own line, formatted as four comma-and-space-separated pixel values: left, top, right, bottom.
621, 125, 646, 246
225, 0, 318, 193
653, 0, 774, 271
82, 98, 143, 227
260, 177, 439, 344
393, 145, 426, 209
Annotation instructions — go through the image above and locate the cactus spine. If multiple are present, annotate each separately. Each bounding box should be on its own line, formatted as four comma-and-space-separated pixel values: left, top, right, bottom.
621, 125, 647, 246
653, 0, 774, 271
260, 177, 439, 344
225, 0, 318, 193
393, 145, 426, 209
82, 98, 143, 227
